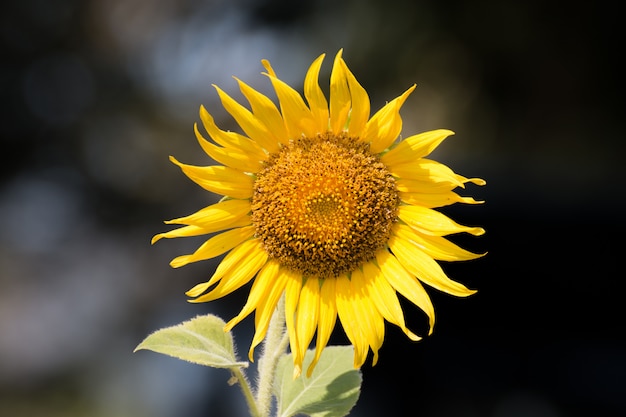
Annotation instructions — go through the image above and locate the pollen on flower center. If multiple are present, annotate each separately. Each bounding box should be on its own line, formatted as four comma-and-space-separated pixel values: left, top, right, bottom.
251, 132, 399, 278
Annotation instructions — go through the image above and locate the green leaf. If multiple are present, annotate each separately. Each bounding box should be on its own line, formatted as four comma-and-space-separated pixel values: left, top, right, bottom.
134, 314, 247, 369
273, 346, 362, 417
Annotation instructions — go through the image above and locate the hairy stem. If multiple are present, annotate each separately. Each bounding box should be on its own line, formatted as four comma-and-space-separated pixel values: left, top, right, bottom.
255, 294, 288, 417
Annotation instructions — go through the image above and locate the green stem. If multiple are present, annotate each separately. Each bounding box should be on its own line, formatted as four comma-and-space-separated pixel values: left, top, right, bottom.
232, 367, 261, 417
255, 294, 289, 417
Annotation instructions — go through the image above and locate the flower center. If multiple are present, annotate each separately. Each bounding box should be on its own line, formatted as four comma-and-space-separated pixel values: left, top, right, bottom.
251, 132, 399, 278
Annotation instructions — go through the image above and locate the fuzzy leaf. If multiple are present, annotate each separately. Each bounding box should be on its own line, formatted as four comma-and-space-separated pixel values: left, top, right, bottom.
134, 314, 247, 369
273, 346, 362, 417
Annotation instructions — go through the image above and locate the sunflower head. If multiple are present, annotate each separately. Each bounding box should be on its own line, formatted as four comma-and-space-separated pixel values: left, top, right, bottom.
153, 50, 485, 377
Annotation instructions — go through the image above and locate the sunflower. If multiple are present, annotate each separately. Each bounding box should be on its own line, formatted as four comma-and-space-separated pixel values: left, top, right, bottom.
153, 50, 485, 378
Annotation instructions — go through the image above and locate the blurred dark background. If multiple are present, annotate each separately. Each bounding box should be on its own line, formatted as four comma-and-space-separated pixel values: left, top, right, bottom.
1, 0, 623, 416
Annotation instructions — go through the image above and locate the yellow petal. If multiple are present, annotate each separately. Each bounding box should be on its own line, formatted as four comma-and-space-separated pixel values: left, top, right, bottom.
335, 274, 368, 368
362, 261, 419, 341
303, 53, 330, 133
194, 124, 263, 173
295, 278, 320, 368
170, 225, 255, 268
189, 240, 268, 303
341, 58, 370, 137
213, 85, 279, 153
262, 59, 317, 138
393, 223, 485, 262
391, 159, 465, 188
198, 105, 267, 157
162, 198, 251, 229
400, 190, 484, 208
381, 129, 454, 166
350, 267, 385, 365
363, 85, 416, 154
224, 259, 281, 332
375, 249, 435, 334
152, 224, 207, 244
329, 50, 351, 134
398, 205, 486, 236
388, 233, 477, 297
284, 269, 303, 376
248, 269, 288, 358
236, 77, 289, 145
185, 238, 262, 297
307, 277, 337, 377
170, 156, 254, 199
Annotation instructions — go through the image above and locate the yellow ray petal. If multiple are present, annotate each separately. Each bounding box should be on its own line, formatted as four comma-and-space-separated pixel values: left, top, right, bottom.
170, 156, 254, 199
295, 278, 320, 369
194, 124, 263, 173
393, 224, 484, 262
375, 249, 435, 334
162, 198, 251, 229
388, 233, 477, 297
307, 277, 338, 377
392, 159, 465, 188
224, 259, 281, 332
185, 238, 261, 297
398, 205, 486, 237
304, 53, 330, 133
363, 85, 416, 154
213, 85, 279, 153
236, 77, 289, 146
284, 269, 303, 376
152, 224, 207, 244
170, 225, 256, 268
198, 105, 267, 158
341, 58, 370, 137
247, 264, 290, 361
262, 59, 317, 138
400, 190, 484, 208
335, 274, 368, 368
393, 223, 486, 262
362, 261, 419, 341
350, 267, 385, 365
381, 129, 454, 166
329, 50, 351, 134
188, 240, 268, 303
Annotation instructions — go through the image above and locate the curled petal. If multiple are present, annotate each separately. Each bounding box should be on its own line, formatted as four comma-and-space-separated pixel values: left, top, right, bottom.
236, 77, 289, 145
388, 233, 477, 297
170, 225, 255, 268
363, 85, 416, 154
329, 49, 351, 134
376, 249, 435, 334
170, 157, 254, 199
381, 129, 454, 166
398, 205, 485, 237
262, 60, 317, 138
304, 53, 330, 133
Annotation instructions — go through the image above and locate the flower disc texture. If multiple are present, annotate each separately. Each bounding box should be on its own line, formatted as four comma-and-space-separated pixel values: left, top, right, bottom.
153, 50, 485, 377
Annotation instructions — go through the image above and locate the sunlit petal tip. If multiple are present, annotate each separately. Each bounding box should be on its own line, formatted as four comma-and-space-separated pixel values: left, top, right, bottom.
150, 234, 163, 244
469, 178, 487, 186
185, 282, 211, 298
260, 59, 276, 77
371, 350, 379, 366
169, 255, 190, 268
470, 227, 487, 236
408, 331, 422, 341
168, 155, 181, 166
